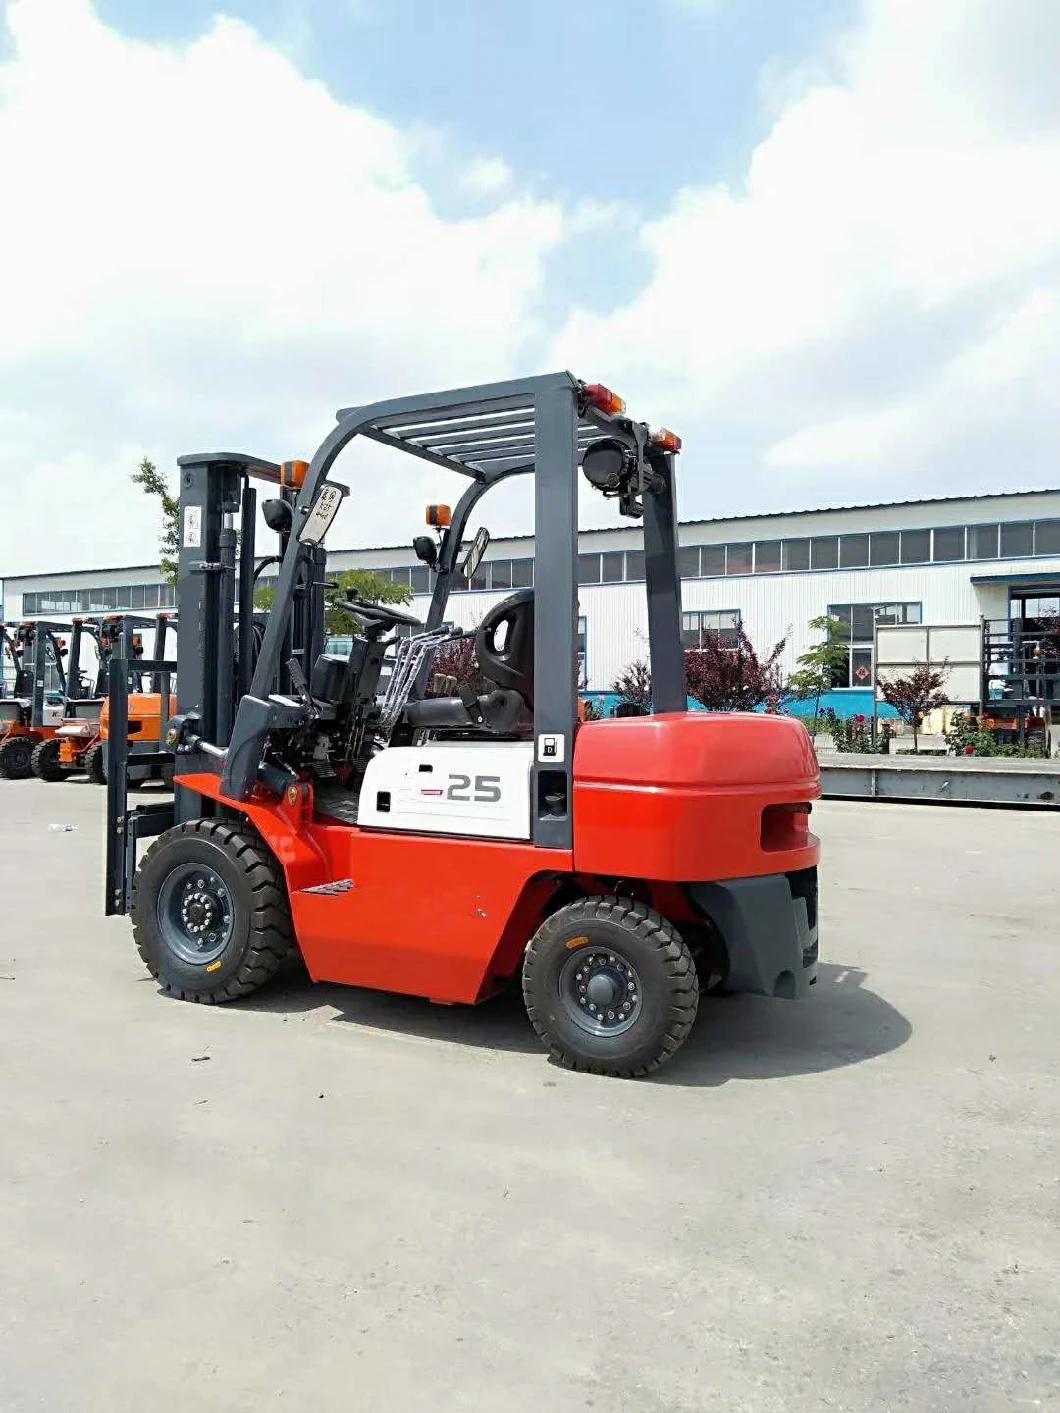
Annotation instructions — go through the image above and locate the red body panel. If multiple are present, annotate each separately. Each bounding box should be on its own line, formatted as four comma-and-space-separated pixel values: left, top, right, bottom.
572, 713, 820, 881
177, 714, 819, 1005
181, 774, 572, 1003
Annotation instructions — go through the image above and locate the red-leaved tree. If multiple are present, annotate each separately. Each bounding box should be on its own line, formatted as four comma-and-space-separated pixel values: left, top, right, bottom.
875, 662, 949, 753
430, 635, 491, 695
684, 625, 787, 712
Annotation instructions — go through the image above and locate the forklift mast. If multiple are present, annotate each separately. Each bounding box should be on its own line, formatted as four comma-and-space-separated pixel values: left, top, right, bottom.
1, 625, 27, 698
20, 621, 69, 729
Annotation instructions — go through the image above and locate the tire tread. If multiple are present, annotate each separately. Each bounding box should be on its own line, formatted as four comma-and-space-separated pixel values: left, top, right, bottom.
522, 894, 699, 1078
132, 818, 294, 1004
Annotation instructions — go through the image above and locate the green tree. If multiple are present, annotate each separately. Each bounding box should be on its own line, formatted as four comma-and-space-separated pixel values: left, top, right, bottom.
787, 615, 849, 738
611, 659, 653, 710
131, 457, 179, 584
255, 567, 412, 635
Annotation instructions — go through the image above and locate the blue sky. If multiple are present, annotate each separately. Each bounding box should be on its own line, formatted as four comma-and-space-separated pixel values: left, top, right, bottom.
1, 0, 1059, 572
94, 0, 854, 204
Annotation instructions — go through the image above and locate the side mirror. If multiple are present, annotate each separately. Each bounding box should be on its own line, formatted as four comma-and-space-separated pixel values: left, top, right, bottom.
413, 535, 438, 569
460, 526, 490, 582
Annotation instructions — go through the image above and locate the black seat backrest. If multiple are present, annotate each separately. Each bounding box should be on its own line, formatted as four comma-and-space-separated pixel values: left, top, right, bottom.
475, 589, 534, 707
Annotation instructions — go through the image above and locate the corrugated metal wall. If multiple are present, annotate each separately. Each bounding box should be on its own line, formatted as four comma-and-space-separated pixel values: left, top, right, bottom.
412, 556, 1054, 691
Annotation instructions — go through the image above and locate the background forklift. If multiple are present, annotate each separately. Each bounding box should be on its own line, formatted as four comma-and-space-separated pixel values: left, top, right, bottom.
0, 620, 70, 779
30, 616, 106, 781
107, 374, 820, 1077
1, 623, 23, 699
93, 613, 178, 786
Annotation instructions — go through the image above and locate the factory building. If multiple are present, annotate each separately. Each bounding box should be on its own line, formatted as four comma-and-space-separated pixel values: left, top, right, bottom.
4, 488, 1060, 717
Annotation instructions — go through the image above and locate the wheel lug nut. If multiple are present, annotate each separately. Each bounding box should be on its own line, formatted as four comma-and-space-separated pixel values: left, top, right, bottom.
579, 997, 586, 1006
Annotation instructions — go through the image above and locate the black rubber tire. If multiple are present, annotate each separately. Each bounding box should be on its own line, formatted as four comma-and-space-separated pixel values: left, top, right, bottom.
0, 735, 34, 780
522, 895, 699, 1078
132, 819, 295, 1004
31, 737, 69, 782
83, 740, 106, 784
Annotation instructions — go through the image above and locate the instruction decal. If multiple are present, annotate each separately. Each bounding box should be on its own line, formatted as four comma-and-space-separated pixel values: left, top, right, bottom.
183, 504, 202, 549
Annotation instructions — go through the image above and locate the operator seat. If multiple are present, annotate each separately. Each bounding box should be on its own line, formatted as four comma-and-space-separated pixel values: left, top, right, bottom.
404, 589, 534, 735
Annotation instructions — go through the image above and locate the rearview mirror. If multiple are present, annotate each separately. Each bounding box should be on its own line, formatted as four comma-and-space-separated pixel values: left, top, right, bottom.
460, 526, 490, 582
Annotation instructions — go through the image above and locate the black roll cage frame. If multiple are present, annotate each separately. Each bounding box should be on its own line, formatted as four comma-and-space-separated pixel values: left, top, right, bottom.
156, 371, 684, 855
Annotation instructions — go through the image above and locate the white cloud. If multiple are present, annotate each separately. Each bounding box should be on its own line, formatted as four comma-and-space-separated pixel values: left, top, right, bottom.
0, 0, 562, 574
554, 0, 1060, 516
459, 155, 513, 197
4, 0, 1060, 579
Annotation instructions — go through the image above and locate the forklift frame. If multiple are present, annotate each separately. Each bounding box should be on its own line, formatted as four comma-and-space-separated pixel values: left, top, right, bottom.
179, 373, 681, 850
25, 621, 68, 729
106, 372, 683, 906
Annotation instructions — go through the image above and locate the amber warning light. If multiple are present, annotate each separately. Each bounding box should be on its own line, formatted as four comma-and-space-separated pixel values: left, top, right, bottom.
583, 383, 626, 416
426, 504, 452, 528
280, 459, 308, 489
649, 427, 682, 453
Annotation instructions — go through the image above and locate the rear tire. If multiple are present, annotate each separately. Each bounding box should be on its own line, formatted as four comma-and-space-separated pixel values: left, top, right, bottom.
0, 735, 34, 780
83, 740, 106, 784
132, 819, 295, 1004
31, 737, 69, 782
522, 896, 699, 1078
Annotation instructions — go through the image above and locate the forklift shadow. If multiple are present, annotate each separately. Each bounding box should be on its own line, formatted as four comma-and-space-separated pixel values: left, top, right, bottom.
234, 961, 911, 1079
239, 966, 544, 1055
656, 962, 912, 1088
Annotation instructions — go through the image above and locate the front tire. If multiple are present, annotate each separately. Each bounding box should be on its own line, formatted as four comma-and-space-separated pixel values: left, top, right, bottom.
31, 737, 69, 782
83, 740, 106, 784
132, 819, 295, 1003
522, 896, 699, 1077
0, 735, 34, 780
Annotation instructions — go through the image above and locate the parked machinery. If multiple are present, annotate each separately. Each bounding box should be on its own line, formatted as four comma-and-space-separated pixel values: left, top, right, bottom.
106, 375, 821, 1077
93, 613, 177, 785
30, 617, 106, 781
0, 620, 69, 779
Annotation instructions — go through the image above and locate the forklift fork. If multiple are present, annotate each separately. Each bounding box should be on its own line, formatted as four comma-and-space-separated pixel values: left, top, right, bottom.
104, 654, 178, 917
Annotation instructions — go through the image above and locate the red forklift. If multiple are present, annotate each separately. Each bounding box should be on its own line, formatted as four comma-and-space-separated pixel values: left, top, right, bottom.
0, 620, 70, 779
106, 374, 820, 1077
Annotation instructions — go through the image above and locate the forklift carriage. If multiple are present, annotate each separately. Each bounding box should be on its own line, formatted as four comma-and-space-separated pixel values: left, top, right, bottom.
106, 372, 820, 1077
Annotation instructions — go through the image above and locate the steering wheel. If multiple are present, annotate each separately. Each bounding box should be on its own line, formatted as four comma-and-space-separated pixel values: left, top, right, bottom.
334, 598, 423, 630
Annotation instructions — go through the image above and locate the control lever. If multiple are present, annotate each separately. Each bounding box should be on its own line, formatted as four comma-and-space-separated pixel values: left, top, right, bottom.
287, 657, 317, 716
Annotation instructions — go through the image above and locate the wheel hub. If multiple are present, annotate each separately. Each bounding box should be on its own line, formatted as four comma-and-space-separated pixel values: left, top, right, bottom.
181, 890, 221, 935
560, 949, 642, 1037
157, 864, 234, 965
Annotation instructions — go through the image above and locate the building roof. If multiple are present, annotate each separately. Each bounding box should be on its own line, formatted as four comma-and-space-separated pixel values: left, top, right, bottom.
4, 485, 1060, 584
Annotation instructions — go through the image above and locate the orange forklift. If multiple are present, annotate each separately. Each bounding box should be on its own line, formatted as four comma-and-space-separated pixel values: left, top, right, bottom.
106, 375, 820, 1078
93, 614, 177, 785
30, 616, 107, 781
0, 620, 70, 779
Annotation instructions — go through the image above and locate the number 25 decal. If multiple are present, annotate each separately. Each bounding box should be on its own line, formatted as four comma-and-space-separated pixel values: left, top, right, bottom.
447, 773, 502, 803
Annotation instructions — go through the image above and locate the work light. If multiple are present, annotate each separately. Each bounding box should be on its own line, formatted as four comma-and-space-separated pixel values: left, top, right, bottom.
582, 437, 636, 494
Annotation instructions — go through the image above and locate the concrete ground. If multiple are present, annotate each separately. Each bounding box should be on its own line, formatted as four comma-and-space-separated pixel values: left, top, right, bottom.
1, 782, 1058, 1413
